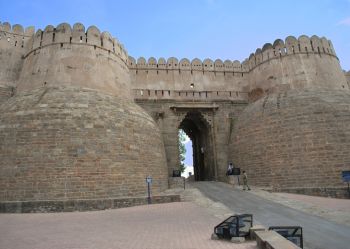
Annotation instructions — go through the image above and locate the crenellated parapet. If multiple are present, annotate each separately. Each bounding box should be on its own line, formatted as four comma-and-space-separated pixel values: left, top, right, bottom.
245, 35, 348, 96
0, 22, 34, 48
128, 35, 347, 99
128, 56, 250, 95
0, 22, 35, 87
27, 23, 128, 63
128, 56, 248, 73
15, 22, 131, 99
245, 35, 338, 71
1, 21, 348, 102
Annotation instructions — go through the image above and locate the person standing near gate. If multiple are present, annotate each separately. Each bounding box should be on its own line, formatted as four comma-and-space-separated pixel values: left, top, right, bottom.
227, 162, 233, 175
242, 170, 251, 190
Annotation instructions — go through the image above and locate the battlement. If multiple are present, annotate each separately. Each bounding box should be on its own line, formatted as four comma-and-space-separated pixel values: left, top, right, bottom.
0, 22, 35, 48
0, 22, 36, 87
24, 23, 128, 64
129, 35, 337, 74
245, 35, 338, 71
1, 21, 347, 98
128, 56, 248, 73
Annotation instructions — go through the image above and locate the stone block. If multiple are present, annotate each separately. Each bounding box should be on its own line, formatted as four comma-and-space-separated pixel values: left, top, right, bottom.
231, 236, 245, 243
250, 225, 266, 240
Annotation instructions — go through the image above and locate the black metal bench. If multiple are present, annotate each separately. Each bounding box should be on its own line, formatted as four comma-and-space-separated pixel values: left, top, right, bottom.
269, 226, 303, 248
214, 214, 253, 239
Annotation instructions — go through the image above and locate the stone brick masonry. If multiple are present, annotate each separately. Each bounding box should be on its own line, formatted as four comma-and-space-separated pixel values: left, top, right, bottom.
1, 21, 350, 212
0, 87, 168, 202
231, 89, 350, 196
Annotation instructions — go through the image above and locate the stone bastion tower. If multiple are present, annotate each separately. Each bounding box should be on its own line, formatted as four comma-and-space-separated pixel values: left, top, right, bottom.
0, 22, 168, 211
1, 21, 350, 212
230, 36, 350, 196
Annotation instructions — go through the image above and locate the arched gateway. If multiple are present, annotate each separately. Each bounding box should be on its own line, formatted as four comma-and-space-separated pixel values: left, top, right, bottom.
134, 97, 246, 182
179, 111, 216, 181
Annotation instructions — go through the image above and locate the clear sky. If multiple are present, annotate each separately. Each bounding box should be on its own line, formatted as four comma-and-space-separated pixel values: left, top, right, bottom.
1, 0, 349, 70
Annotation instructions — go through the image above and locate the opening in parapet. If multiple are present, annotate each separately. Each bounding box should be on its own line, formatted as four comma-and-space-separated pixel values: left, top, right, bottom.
179, 111, 215, 181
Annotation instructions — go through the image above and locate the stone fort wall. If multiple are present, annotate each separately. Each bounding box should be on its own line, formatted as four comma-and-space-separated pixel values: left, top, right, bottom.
1, 20, 350, 205
0, 22, 34, 89
0, 22, 169, 207
129, 35, 347, 101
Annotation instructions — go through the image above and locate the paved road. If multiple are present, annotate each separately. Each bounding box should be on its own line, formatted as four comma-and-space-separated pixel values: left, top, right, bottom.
192, 181, 350, 249
0, 202, 257, 249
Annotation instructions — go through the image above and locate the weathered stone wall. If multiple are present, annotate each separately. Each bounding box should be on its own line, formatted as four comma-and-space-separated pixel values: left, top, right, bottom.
129, 57, 249, 93
0, 22, 169, 209
246, 36, 348, 97
17, 23, 130, 99
0, 22, 34, 87
0, 87, 168, 201
129, 36, 348, 102
231, 89, 350, 194
0, 85, 13, 104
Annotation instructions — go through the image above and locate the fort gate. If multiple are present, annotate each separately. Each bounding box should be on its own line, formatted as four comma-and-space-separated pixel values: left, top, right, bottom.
134, 91, 247, 182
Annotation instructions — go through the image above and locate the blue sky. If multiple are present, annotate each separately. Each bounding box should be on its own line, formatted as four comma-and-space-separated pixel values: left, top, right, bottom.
1, 0, 349, 70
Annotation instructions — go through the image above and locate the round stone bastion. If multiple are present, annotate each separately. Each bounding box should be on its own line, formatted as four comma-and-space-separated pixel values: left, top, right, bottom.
0, 86, 169, 211
231, 89, 350, 197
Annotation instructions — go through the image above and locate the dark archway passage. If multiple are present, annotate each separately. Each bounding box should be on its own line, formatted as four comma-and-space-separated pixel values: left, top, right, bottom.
179, 111, 215, 181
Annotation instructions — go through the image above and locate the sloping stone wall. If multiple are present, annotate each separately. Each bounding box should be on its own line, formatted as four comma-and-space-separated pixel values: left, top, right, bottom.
231, 89, 350, 194
0, 87, 168, 202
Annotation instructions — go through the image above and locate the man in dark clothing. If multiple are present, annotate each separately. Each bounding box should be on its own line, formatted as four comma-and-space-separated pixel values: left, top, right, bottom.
227, 162, 233, 175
